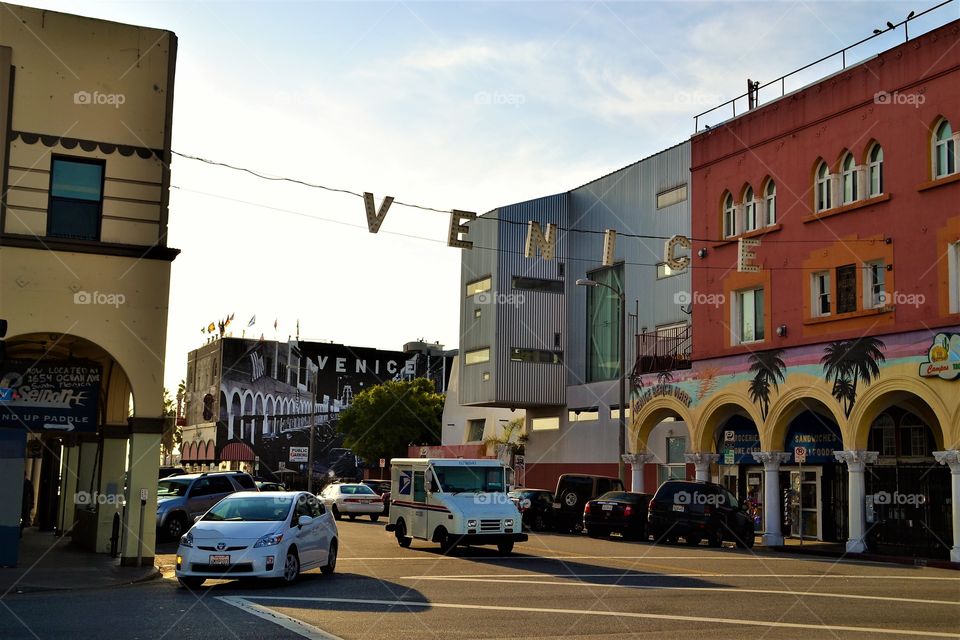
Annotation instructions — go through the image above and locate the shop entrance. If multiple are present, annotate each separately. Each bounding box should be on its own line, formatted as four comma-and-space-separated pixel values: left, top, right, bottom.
782, 410, 844, 542
787, 467, 822, 540
713, 414, 763, 533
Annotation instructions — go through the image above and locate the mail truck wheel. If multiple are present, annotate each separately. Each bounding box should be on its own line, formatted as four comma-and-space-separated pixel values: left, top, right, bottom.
395, 520, 412, 548
497, 541, 514, 555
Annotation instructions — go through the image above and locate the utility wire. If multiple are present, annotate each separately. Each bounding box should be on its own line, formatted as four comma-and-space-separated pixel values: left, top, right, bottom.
171, 151, 888, 245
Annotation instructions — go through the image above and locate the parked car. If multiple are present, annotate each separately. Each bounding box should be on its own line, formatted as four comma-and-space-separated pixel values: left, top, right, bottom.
158, 466, 186, 479
583, 491, 651, 540
362, 480, 392, 516
647, 480, 755, 548
175, 491, 337, 589
319, 482, 384, 521
508, 488, 555, 531
551, 474, 624, 533
256, 481, 287, 492
156, 471, 258, 541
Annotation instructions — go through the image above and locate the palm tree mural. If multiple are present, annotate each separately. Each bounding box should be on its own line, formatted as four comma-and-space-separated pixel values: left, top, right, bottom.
821, 337, 886, 418
747, 349, 786, 420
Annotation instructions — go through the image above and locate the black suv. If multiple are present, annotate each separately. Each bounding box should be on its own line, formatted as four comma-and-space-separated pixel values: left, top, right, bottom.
647, 480, 754, 548
552, 474, 624, 533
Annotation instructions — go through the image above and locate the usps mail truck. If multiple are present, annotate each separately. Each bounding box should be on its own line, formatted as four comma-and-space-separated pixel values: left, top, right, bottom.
385, 458, 527, 554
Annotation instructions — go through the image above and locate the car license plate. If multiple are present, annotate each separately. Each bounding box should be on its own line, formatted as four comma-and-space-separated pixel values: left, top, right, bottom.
672, 504, 685, 512
209, 554, 230, 565
602, 504, 614, 511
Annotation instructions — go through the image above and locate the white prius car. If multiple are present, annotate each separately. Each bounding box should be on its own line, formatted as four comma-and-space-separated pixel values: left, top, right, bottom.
175, 491, 338, 589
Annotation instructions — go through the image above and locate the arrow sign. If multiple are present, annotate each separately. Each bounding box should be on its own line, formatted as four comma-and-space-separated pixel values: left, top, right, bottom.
43, 422, 75, 432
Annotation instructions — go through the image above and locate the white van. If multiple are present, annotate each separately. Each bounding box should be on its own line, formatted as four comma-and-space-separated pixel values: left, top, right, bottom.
385, 458, 527, 555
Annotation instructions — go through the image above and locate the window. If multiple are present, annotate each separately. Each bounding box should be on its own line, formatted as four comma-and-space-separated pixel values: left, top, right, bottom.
841, 153, 858, 204
865, 261, 886, 308
934, 120, 955, 178
586, 264, 623, 382
473, 308, 481, 318
836, 264, 857, 314
510, 348, 562, 364
557, 262, 565, 277
815, 161, 832, 211
722, 193, 735, 238
465, 348, 490, 365
47, 157, 104, 240
481, 372, 490, 381
657, 262, 685, 279
868, 144, 884, 196
568, 409, 599, 422
666, 437, 686, 464
900, 413, 929, 457
466, 277, 492, 297
610, 406, 631, 420
813, 272, 831, 316
743, 186, 757, 232
467, 419, 486, 442
764, 180, 776, 225
530, 416, 560, 431
511, 276, 564, 294
734, 288, 764, 343
656, 184, 688, 209
413, 471, 426, 502
870, 414, 897, 457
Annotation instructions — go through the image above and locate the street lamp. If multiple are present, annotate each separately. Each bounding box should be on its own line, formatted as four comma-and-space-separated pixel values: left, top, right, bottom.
576, 277, 627, 486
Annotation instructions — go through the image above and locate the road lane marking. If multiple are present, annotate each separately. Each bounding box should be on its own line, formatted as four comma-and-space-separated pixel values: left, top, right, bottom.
236, 595, 960, 638
403, 572, 960, 582
218, 596, 343, 640
400, 575, 960, 606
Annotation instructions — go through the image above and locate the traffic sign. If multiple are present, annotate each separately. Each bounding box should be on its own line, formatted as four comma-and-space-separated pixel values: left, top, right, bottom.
794, 446, 807, 464
723, 430, 735, 444
379, 458, 386, 468
723, 449, 735, 465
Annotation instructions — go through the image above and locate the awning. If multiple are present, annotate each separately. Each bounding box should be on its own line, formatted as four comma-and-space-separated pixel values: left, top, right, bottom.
220, 441, 255, 462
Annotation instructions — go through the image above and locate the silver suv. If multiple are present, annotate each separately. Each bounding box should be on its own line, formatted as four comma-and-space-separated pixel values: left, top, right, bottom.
156, 471, 258, 540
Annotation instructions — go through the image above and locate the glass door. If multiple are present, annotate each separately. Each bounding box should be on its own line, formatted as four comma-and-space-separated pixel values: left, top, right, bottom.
789, 468, 822, 540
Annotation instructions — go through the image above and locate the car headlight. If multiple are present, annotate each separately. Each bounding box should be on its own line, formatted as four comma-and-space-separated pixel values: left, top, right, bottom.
504, 519, 514, 528
467, 519, 478, 528
253, 532, 284, 548
180, 531, 194, 548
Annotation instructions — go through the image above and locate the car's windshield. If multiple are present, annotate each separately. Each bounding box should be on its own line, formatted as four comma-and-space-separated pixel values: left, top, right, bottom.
435, 466, 504, 493
597, 491, 630, 501
157, 478, 191, 497
339, 485, 376, 495
202, 496, 294, 521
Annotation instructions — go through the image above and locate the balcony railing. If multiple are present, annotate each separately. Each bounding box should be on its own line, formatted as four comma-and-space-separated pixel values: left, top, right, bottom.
633, 325, 692, 376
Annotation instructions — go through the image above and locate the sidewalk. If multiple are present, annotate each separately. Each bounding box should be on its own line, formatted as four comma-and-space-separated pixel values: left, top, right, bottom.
764, 537, 960, 570
0, 529, 159, 593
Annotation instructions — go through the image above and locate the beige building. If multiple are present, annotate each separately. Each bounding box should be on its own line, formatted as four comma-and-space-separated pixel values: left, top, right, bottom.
0, 5, 177, 567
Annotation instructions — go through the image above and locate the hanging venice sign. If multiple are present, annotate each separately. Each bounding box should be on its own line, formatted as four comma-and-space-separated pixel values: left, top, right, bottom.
918, 332, 960, 380
0, 360, 102, 432
361, 193, 760, 274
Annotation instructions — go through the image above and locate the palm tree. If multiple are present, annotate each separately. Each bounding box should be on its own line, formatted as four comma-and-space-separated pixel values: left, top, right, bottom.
747, 349, 786, 420
821, 337, 885, 418
656, 370, 674, 386
483, 417, 527, 465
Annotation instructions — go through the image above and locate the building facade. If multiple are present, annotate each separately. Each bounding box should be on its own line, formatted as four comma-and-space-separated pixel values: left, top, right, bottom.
0, 6, 177, 566
631, 19, 960, 560
181, 337, 452, 483
456, 142, 692, 492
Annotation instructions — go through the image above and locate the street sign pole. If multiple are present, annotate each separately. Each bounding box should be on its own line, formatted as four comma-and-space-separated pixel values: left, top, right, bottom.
307, 380, 318, 494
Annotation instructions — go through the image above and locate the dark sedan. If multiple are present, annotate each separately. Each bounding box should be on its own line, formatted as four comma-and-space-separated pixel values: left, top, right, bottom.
362, 479, 392, 516
583, 491, 652, 540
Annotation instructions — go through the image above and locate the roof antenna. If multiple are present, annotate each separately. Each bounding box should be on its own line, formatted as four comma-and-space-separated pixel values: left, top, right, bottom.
747, 79, 760, 110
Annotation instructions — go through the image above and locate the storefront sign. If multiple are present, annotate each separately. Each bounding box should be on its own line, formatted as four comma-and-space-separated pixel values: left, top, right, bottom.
786, 422, 842, 464
714, 424, 761, 464
918, 333, 960, 380
0, 361, 101, 432
635, 384, 692, 410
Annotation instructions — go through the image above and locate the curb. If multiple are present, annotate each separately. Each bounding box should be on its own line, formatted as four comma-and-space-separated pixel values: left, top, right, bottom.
8, 566, 162, 594
763, 545, 960, 571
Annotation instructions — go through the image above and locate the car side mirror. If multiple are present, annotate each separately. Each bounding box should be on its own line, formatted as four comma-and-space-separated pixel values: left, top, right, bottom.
298, 515, 313, 527
428, 478, 437, 493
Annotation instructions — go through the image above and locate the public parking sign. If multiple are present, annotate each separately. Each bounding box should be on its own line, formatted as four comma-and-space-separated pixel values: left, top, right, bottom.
289, 446, 309, 463
794, 446, 807, 464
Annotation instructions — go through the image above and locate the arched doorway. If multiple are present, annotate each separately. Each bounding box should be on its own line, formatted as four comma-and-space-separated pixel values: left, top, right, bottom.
865, 409, 950, 557
782, 408, 845, 542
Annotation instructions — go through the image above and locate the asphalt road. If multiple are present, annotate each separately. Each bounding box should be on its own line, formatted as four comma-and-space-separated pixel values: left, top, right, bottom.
2, 519, 959, 639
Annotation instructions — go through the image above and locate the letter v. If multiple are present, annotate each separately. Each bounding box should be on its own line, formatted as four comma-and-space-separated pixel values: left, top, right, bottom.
363, 192, 394, 233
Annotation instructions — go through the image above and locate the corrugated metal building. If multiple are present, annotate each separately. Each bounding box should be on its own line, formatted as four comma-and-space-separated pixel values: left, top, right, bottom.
453, 141, 693, 490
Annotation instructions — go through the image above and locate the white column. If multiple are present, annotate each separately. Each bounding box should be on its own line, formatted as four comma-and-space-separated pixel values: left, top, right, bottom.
621, 453, 655, 493
752, 451, 791, 547
933, 450, 960, 563
834, 450, 879, 553
685, 452, 719, 482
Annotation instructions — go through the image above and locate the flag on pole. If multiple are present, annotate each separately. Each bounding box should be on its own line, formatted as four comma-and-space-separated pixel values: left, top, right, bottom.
296, 319, 300, 339
207, 322, 216, 333
273, 319, 278, 330
248, 315, 256, 328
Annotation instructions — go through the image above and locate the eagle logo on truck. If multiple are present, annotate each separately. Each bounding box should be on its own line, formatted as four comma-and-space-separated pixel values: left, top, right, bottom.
399, 471, 412, 496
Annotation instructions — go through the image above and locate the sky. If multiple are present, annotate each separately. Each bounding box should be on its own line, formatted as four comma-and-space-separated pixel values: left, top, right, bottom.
20, 0, 960, 392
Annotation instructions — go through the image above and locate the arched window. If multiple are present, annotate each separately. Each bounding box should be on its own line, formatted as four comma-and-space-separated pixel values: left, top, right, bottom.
841, 153, 857, 204
722, 193, 735, 238
815, 161, 831, 212
743, 186, 757, 232
764, 180, 776, 226
934, 120, 955, 178
867, 144, 883, 196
